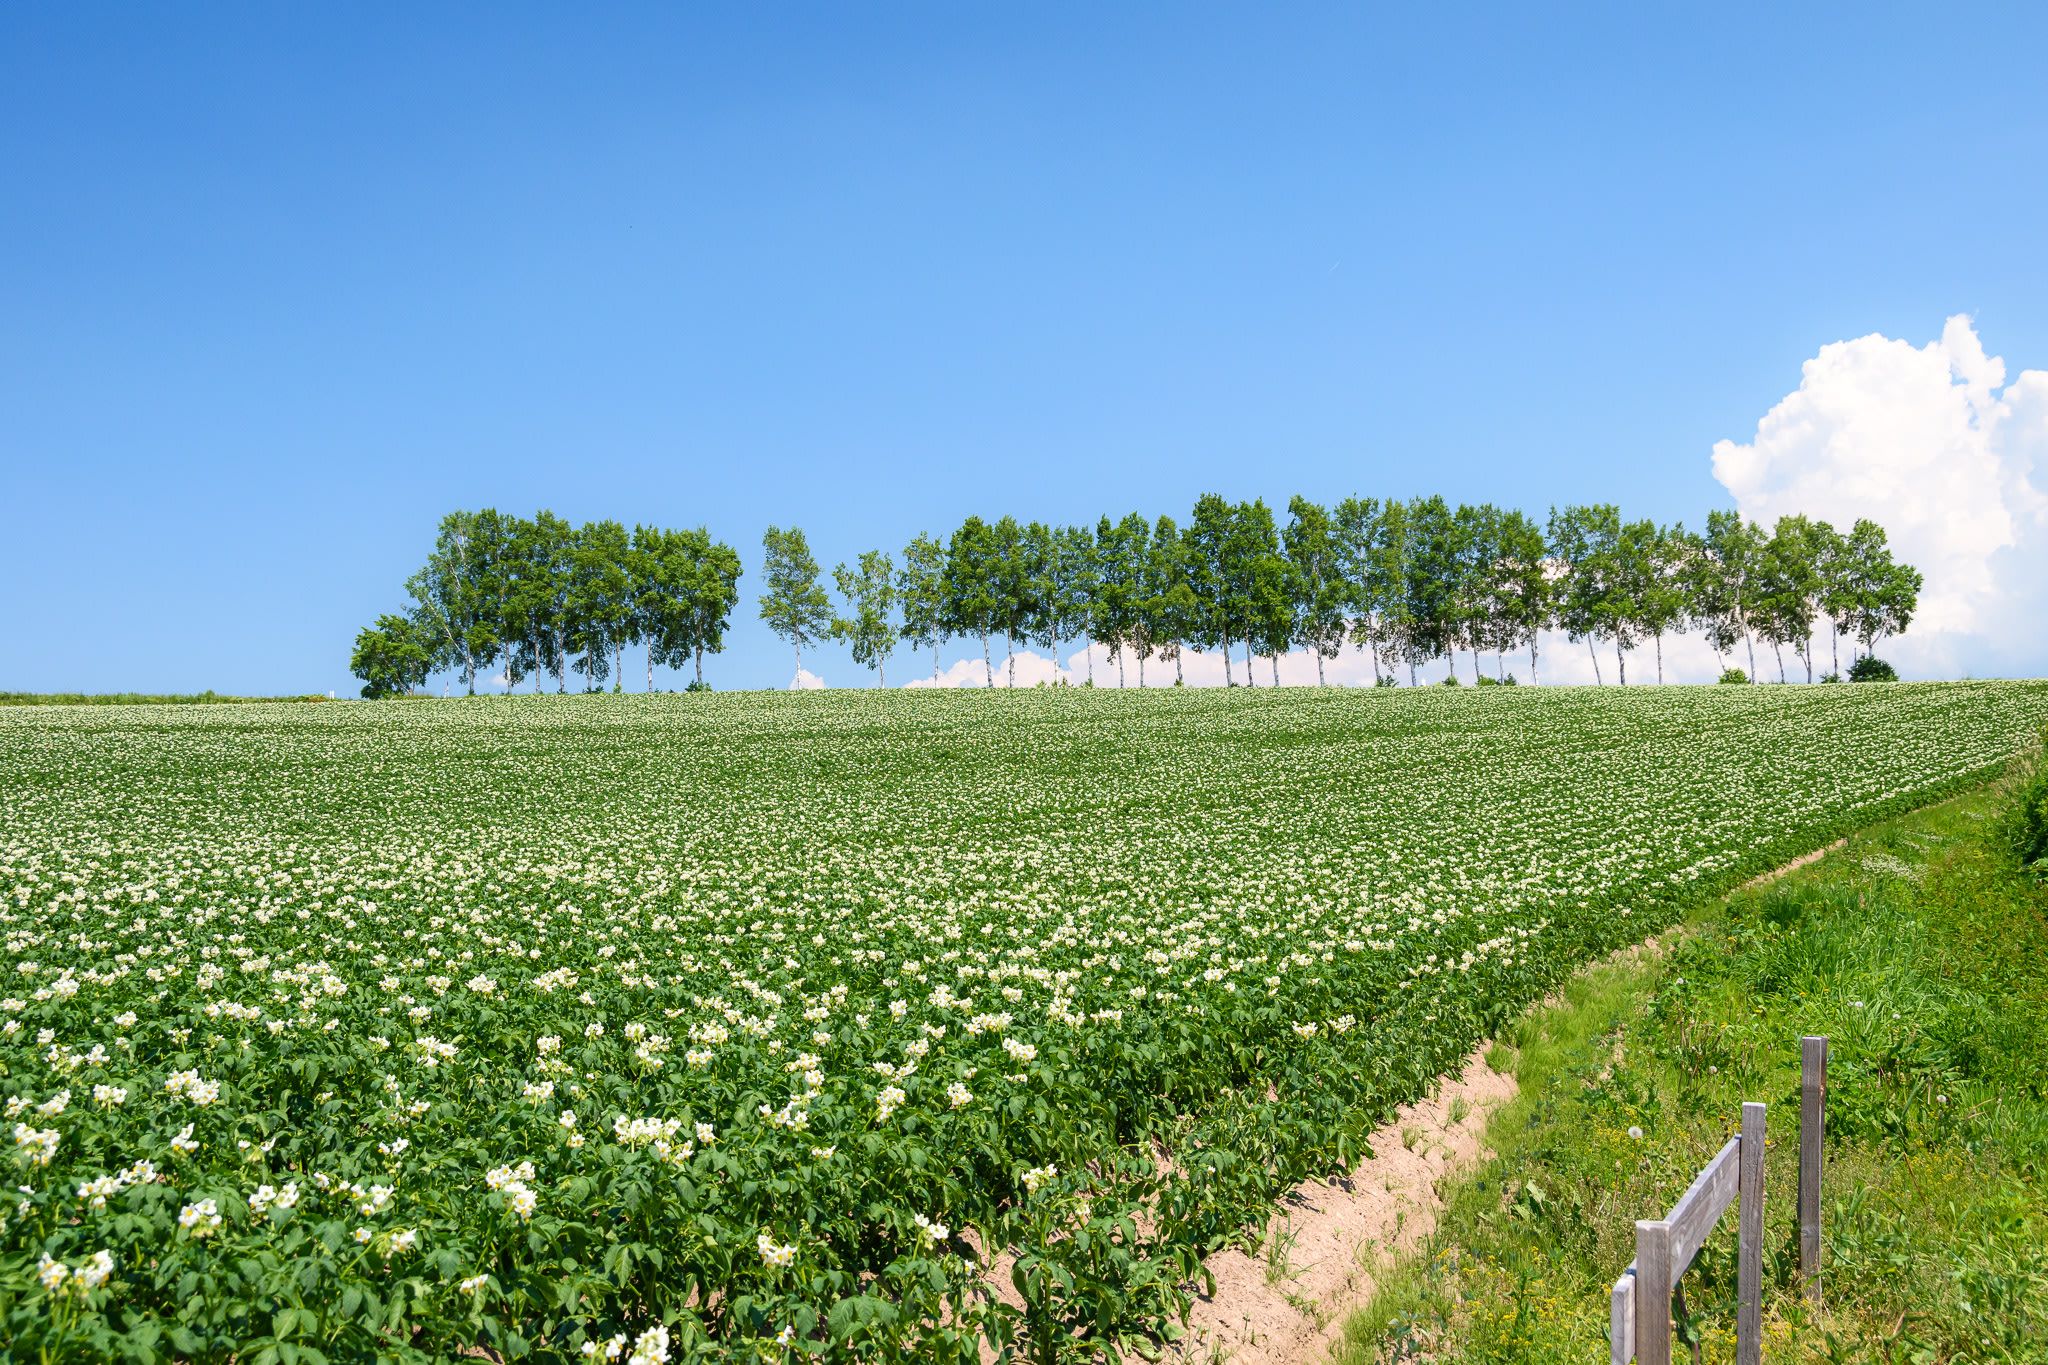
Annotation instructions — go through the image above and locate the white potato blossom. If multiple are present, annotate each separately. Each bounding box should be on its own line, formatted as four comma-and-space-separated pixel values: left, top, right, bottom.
757, 1232, 798, 1269
163, 1070, 220, 1106
627, 1325, 671, 1365
178, 1198, 222, 1236
13, 1124, 59, 1166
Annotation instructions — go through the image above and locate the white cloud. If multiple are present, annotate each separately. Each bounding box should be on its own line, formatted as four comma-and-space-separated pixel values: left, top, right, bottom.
1711, 315, 2048, 678
790, 667, 825, 690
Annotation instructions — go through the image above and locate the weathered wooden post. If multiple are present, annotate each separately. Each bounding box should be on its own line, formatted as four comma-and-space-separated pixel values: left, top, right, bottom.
1798, 1036, 1827, 1304
1736, 1101, 1765, 1365
1634, 1218, 1674, 1365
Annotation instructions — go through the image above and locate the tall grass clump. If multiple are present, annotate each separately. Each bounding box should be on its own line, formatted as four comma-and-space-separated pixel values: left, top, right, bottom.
1998, 722, 2048, 876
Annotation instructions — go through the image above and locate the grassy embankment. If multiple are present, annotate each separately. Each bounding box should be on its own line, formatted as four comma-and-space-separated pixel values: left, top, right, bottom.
1338, 733, 2048, 1364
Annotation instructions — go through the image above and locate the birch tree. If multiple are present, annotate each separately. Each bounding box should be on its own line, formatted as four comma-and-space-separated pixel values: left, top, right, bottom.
759, 525, 834, 681
896, 532, 949, 685
829, 550, 899, 687
1283, 496, 1345, 686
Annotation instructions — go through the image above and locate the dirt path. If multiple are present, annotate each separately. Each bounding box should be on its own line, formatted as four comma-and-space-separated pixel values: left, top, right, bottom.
1167, 1047, 1515, 1365
1740, 837, 1845, 890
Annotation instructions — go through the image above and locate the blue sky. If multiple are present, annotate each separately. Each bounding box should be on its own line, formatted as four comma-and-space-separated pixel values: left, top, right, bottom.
4, 4, 2045, 692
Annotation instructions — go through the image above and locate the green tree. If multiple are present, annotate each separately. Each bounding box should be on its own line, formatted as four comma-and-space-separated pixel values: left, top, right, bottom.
1219, 499, 1290, 687
350, 614, 434, 699
1334, 496, 1412, 685
680, 528, 742, 689
1091, 513, 1151, 687
1754, 515, 1823, 683
829, 550, 899, 687
566, 519, 632, 690
1837, 519, 1921, 660
1629, 521, 1690, 684
991, 515, 1033, 687
405, 510, 491, 694
1489, 509, 1551, 683
1546, 503, 1623, 684
942, 517, 1002, 687
1283, 497, 1346, 686
1692, 511, 1765, 682
513, 510, 577, 692
1184, 495, 1236, 684
759, 525, 834, 681
1145, 516, 1200, 686
896, 532, 949, 685
1404, 495, 1468, 683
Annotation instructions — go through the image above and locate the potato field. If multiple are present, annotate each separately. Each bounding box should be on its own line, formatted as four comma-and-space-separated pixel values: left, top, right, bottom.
3, 683, 2046, 1364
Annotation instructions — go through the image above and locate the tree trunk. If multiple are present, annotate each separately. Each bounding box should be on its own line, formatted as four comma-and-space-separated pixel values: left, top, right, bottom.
695, 641, 704, 687
615, 641, 623, 691
1086, 640, 1094, 685
879, 657, 886, 688
1408, 661, 1417, 687
1117, 648, 1125, 688
1831, 622, 1839, 678
1005, 629, 1015, 688
1743, 626, 1757, 682
981, 630, 993, 687
1224, 632, 1235, 687
1243, 633, 1255, 688
1588, 637, 1604, 685
1616, 640, 1627, 686
1315, 648, 1325, 687
1655, 633, 1664, 684
1774, 642, 1787, 683
1530, 637, 1539, 686
1139, 653, 1146, 687
1271, 650, 1279, 687
1175, 645, 1183, 685
1802, 635, 1814, 683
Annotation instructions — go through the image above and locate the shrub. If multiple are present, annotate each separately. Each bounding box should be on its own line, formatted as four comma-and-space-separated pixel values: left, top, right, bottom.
1718, 668, 1748, 684
2001, 729, 2048, 874
1850, 655, 1899, 682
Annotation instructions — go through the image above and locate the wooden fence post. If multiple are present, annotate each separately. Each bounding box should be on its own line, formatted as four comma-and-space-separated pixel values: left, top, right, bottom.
1798, 1036, 1827, 1304
1736, 1101, 1766, 1365
1635, 1219, 1673, 1365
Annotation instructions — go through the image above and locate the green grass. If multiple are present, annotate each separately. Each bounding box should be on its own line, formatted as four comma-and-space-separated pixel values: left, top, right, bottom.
0, 691, 322, 706
1335, 743, 2048, 1364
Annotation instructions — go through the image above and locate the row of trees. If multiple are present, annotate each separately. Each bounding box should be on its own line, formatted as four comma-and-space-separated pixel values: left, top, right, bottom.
757, 497, 1923, 688
352, 496, 1921, 696
351, 510, 741, 698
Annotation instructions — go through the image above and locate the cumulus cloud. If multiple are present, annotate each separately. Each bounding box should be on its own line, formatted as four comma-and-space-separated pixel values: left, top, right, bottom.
790, 668, 825, 690
1712, 315, 2048, 677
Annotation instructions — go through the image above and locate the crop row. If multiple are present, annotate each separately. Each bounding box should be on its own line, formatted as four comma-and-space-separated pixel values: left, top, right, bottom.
1, 683, 2044, 1363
